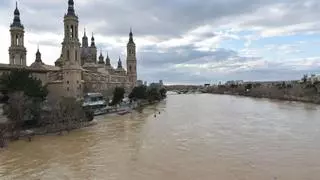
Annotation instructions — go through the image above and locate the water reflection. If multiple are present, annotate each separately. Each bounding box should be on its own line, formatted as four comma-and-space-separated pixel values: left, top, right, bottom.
1, 94, 320, 180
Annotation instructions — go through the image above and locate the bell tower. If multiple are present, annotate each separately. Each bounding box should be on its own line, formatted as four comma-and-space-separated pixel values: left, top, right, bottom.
9, 2, 27, 66
126, 28, 137, 87
61, 0, 82, 98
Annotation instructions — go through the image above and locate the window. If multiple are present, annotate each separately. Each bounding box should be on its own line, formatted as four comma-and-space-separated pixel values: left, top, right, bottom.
67, 87, 69, 91
129, 65, 132, 72
66, 25, 69, 37
67, 81, 69, 84
75, 50, 78, 62
67, 50, 70, 61
77, 80, 79, 84
75, 25, 78, 38
70, 25, 74, 38
16, 35, 19, 45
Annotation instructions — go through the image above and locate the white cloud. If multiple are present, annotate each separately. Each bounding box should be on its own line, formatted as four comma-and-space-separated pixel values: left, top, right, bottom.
1, 0, 320, 84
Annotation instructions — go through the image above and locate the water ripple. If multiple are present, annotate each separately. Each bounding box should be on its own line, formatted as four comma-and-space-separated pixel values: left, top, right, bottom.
1, 94, 320, 180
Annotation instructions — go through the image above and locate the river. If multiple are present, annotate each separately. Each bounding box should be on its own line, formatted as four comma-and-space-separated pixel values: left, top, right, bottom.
1, 93, 320, 180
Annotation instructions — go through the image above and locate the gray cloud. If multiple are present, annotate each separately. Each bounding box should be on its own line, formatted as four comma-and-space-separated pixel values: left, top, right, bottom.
11, 0, 284, 36
139, 45, 216, 67
81, 0, 274, 37
29, 39, 60, 47
2, 0, 320, 84
9, 0, 320, 37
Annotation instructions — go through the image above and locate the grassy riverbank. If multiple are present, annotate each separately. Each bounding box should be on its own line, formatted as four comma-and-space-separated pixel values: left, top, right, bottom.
206, 82, 320, 104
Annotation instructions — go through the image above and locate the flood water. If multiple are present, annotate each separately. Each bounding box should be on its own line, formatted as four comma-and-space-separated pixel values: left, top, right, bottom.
1, 93, 320, 180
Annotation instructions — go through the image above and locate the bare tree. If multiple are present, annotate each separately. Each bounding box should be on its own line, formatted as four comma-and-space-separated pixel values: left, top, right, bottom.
39, 97, 88, 134
3, 92, 31, 140
0, 123, 8, 148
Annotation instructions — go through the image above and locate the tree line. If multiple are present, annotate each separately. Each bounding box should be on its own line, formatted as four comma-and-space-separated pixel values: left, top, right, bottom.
0, 69, 167, 148
0, 69, 93, 148
205, 77, 320, 104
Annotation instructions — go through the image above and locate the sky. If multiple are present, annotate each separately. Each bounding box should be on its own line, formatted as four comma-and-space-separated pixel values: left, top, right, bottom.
0, 0, 320, 85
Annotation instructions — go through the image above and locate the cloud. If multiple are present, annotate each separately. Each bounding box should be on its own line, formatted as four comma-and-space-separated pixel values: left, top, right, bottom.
0, 0, 320, 84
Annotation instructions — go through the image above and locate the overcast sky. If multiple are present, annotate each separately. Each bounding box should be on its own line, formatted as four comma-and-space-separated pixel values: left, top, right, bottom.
0, 0, 320, 84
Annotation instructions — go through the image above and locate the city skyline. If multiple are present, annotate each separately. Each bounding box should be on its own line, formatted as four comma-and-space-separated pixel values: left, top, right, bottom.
0, 0, 320, 85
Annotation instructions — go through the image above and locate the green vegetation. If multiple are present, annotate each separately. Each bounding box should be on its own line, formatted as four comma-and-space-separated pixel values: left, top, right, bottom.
110, 87, 125, 105
206, 75, 320, 104
129, 85, 167, 103
0, 70, 49, 138
129, 85, 147, 100
0, 70, 93, 145
159, 88, 167, 99
146, 86, 161, 103
0, 69, 48, 101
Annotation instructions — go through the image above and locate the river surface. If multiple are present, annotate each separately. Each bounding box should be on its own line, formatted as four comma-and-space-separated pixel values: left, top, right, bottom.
1, 93, 320, 180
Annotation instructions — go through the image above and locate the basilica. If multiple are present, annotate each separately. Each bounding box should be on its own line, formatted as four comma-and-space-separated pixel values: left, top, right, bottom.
1, 0, 137, 99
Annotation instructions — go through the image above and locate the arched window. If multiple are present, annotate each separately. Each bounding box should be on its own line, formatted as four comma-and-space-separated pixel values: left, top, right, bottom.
70, 25, 74, 38
75, 50, 78, 62
66, 25, 69, 37
75, 25, 78, 38
67, 50, 70, 61
129, 65, 132, 72
16, 35, 19, 45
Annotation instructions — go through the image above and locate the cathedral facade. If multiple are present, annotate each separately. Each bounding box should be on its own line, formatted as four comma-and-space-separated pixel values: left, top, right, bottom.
1, 0, 137, 99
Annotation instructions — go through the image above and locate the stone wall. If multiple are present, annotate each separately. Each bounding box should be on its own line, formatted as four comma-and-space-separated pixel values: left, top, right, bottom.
47, 81, 64, 99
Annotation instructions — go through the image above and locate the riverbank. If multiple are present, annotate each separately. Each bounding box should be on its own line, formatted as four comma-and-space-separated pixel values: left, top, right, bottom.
0, 119, 98, 148
0, 99, 165, 148
206, 83, 320, 104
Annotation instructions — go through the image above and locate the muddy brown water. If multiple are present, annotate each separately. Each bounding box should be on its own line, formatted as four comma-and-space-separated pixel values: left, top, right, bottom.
1, 93, 320, 180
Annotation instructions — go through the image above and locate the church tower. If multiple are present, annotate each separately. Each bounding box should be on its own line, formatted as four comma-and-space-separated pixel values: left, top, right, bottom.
105, 52, 111, 66
90, 33, 97, 63
35, 46, 43, 64
126, 28, 137, 87
98, 50, 104, 64
118, 56, 123, 69
61, 0, 82, 98
9, 2, 27, 66
82, 28, 88, 48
